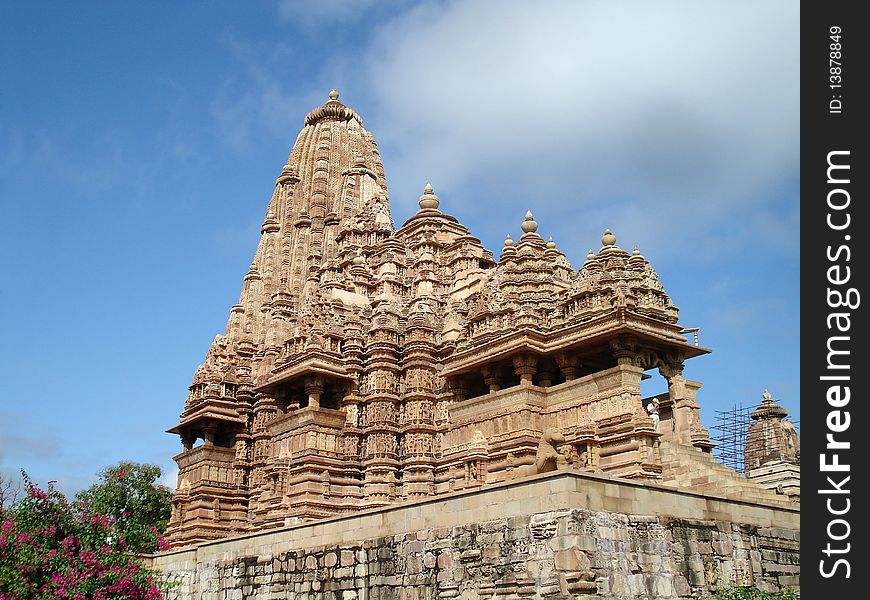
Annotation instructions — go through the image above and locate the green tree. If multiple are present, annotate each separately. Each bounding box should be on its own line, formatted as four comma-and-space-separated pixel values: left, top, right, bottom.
715, 586, 799, 600
75, 463, 172, 554
1, 473, 165, 599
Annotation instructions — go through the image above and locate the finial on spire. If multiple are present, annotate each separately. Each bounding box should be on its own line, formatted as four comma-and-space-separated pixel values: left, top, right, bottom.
602, 228, 616, 246
418, 182, 440, 210
628, 245, 646, 268
502, 233, 517, 259
521, 211, 538, 234
587, 249, 595, 259
329, 89, 340, 101
546, 237, 556, 250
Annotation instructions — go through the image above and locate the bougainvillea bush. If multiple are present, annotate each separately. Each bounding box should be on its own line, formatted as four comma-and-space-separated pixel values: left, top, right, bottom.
0, 473, 168, 600
75, 463, 173, 555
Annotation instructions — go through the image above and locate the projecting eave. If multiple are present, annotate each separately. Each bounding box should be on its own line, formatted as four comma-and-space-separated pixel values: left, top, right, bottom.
441, 311, 710, 378
254, 353, 353, 394
167, 403, 245, 435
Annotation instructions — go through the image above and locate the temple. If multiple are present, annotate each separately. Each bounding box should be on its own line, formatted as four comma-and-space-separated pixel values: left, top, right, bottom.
164, 91, 798, 546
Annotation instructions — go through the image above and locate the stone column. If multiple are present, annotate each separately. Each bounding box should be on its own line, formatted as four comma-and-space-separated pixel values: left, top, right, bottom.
555, 353, 580, 381
610, 337, 637, 366
482, 365, 502, 393
448, 377, 470, 402
304, 375, 324, 409
512, 353, 539, 386
660, 362, 693, 444
537, 368, 555, 388
202, 426, 217, 447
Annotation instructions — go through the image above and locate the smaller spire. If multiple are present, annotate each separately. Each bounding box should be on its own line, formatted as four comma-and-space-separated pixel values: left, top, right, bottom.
501, 233, 517, 258
582, 248, 602, 273
418, 182, 440, 210
521, 211, 538, 234
328, 89, 340, 101
602, 228, 616, 246
628, 245, 646, 268
544, 237, 559, 259
261, 209, 280, 234
751, 388, 789, 420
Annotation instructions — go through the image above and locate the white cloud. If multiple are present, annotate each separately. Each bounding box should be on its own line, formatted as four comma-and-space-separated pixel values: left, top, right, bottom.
159, 465, 179, 491
277, 0, 407, 26
212, 0, 798, 266
361, 0, 799, 262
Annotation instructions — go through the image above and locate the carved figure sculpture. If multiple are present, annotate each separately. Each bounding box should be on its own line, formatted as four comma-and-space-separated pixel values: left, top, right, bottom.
535, 427, 566, 474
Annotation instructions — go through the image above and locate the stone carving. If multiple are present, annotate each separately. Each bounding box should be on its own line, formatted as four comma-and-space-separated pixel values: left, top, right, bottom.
164, 91, 791, 546
536, 427, 566, 474
529, 511, 567, 539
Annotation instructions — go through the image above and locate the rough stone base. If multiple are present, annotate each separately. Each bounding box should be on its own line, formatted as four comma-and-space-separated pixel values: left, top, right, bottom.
148, 471, 799, 599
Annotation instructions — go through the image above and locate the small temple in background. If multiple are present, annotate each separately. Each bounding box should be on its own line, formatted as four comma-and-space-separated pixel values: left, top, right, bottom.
744, 390, 800, 500
164, 91, 799, 545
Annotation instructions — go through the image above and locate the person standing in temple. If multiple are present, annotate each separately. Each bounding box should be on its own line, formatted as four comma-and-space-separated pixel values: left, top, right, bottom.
646, 398, 660, 431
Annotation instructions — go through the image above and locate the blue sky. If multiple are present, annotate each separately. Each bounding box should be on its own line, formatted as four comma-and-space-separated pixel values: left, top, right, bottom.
0, 0, 799, 494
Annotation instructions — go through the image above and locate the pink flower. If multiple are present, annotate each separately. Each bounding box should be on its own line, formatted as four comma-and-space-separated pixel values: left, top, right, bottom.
27, 487, 48, 500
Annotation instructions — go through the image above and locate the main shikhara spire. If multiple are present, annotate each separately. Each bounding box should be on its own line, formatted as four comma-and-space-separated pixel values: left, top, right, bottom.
165, 92, 789, 545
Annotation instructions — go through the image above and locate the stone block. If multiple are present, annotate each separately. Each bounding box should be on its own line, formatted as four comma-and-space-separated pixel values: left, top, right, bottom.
554, 548, 591, 572
711, 541, 732, 556
672, 573, 691, 597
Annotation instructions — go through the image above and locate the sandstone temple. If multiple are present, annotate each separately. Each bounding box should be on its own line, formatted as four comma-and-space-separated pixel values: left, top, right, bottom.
154, 92, 800, 599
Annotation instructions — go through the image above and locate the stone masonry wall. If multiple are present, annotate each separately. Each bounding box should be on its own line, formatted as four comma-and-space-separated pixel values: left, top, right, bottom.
150, 472, 799, 600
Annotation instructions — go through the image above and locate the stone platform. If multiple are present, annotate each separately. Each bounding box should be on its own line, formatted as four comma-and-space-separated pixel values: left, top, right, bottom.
148, 469, 799, 599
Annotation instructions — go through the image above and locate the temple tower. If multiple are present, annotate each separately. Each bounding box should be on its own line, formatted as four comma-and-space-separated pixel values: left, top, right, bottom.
745, 389, 800, 499
164, 91, 786, 546
166, 91, 391, 540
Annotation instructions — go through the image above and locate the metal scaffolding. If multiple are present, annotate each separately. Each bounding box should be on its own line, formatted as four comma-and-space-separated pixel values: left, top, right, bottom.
713, 396, 801, 474
712, 403, 753, 473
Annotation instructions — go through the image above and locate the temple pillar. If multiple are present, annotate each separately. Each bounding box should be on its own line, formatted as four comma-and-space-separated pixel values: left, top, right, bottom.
555, 353, 580, 381
660, 362, 710, 449
202, 426, 217, 447
482, 365, 502, 393
304, 376, 324, 409
660, 362, 689, 442
537, 368, 555, 388
448, 377, 470, 402
512, 353, 538, 386
610, 337, 637, 366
